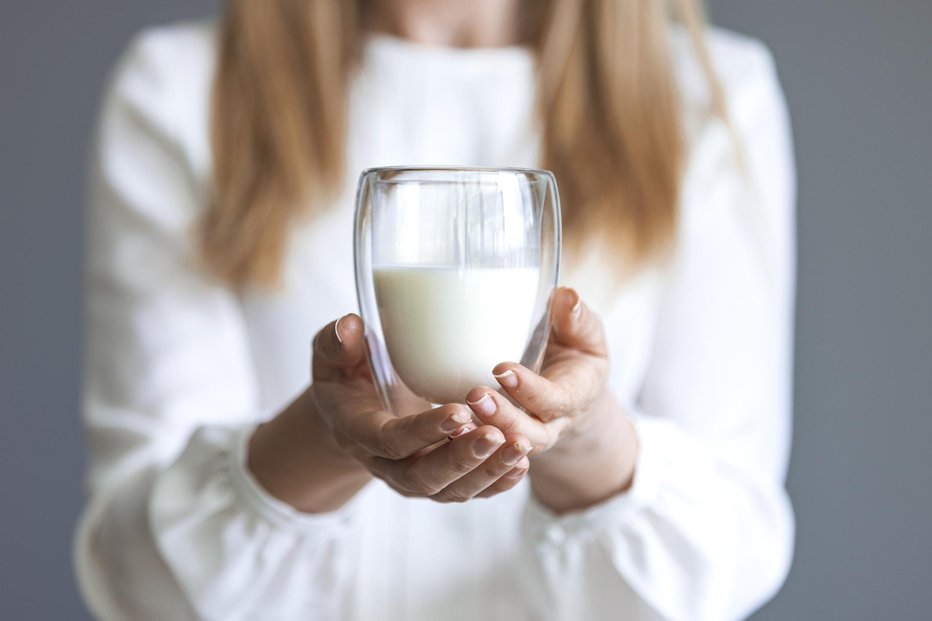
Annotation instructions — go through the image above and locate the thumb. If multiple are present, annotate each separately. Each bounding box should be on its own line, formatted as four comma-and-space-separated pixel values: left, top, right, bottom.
312, 314, 369, 381
550, 287, 607, 357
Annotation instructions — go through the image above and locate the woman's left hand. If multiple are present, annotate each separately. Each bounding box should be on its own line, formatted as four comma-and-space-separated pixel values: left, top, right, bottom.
465, 287, 639, 513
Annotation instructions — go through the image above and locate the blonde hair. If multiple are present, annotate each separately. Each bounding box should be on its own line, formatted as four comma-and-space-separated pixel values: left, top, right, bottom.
204, 0, 727, 287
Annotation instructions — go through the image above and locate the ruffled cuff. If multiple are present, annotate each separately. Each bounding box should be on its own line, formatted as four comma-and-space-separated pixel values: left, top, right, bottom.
148, 423, 364, 619
228, 423, 362, 535
523, 414, 677, 547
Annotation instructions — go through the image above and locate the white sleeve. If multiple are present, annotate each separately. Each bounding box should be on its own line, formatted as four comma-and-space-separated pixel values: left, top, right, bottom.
75, 28, 359, 621
519, 41, 796, 620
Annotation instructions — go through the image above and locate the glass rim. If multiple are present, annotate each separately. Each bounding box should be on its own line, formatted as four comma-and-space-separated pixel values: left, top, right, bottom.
360, 165, 555, 184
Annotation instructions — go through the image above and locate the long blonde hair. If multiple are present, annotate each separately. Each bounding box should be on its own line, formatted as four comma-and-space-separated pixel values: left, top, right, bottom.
204, 0, 727, 287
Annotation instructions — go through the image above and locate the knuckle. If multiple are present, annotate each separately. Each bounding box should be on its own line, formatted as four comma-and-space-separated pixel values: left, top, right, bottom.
402, 465, 425, 492
492, 401, 521, 431
478, 482, 506, 498
485, 459, 508, 478
371, 468, 408, 494
366, 458, 395, 481
432, 489, 470, 504
381, 443, 405, 461
391, 484, 419, 498
449, 450, 478, 474
412, 413, 441, 443
403, 465, 439, 496
421, 482, 444, 496
376, 424, 405, 460
398, 482, 425, 497
528, 393, 555, 419
503, 472, 526, 487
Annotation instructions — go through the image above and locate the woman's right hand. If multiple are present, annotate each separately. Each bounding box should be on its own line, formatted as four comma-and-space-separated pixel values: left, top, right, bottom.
249, 314, 532, 513
312, 313, 533, 503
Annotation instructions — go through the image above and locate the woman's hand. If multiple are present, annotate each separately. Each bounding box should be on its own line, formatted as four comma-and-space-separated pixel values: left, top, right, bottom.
315, 314, 534, 503
249, 314, 533, 514
464, 287, 639, 513
465, 287, 608, 450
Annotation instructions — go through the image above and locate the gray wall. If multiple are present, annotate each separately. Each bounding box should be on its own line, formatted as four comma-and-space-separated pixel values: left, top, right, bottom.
709, 2, 932, 619
0, 1, 929, 619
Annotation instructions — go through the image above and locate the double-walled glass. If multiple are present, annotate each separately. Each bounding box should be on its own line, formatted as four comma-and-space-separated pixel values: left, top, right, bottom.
354, 167, 561, 416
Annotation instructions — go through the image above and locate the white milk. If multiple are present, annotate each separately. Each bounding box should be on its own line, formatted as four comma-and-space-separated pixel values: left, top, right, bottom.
374, 266, 540, 404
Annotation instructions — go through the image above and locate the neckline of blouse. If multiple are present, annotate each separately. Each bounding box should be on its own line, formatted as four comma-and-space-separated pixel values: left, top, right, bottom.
362, 32, 536, 73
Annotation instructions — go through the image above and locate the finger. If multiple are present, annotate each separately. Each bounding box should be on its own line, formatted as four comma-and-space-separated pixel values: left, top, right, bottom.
373, 425, 505, 496
378, 404, 476, 459
489, 361, 603, 423
465, 387, 554, 449
339, 403, 476, 460
430, 435, 532, 503
312, 314, 368, 382
476, 457, 530, 498
550, 287, 608, 357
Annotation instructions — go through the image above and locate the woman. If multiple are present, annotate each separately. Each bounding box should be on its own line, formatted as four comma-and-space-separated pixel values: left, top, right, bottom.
76, 0, 795, 619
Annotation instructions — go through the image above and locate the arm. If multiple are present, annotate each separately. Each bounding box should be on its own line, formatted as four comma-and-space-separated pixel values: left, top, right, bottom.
76, 30, 366, 621
470, 43, 795, 620
78, 29, 538, 620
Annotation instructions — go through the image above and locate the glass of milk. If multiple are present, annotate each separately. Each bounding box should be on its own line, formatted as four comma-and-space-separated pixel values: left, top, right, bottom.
354, 167, 561, 414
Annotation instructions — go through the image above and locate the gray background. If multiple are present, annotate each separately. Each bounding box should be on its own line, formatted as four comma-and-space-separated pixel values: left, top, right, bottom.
1, 1, 930, 618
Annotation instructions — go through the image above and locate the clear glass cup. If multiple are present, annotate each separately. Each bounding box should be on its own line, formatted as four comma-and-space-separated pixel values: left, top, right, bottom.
354, 167, 561, 415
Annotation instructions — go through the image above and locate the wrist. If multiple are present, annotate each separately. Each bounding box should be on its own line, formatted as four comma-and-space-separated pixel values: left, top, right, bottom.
530, 391, 638, 514
248, 387, 371, 514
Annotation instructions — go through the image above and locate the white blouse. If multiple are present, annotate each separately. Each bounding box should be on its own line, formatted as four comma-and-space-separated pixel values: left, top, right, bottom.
76, 19, 796, 621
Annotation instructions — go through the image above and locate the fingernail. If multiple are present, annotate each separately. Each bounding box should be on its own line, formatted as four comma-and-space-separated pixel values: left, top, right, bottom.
334, 316, 345, 344
494, 369, 518, 389
450, 422, 476, 438
441, 409, 473, 432
467, 393, 496, 417
501, 439, 531, 465
474, 433, 504, 458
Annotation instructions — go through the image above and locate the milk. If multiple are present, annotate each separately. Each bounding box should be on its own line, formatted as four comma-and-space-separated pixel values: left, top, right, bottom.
374, 266, 540, 404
